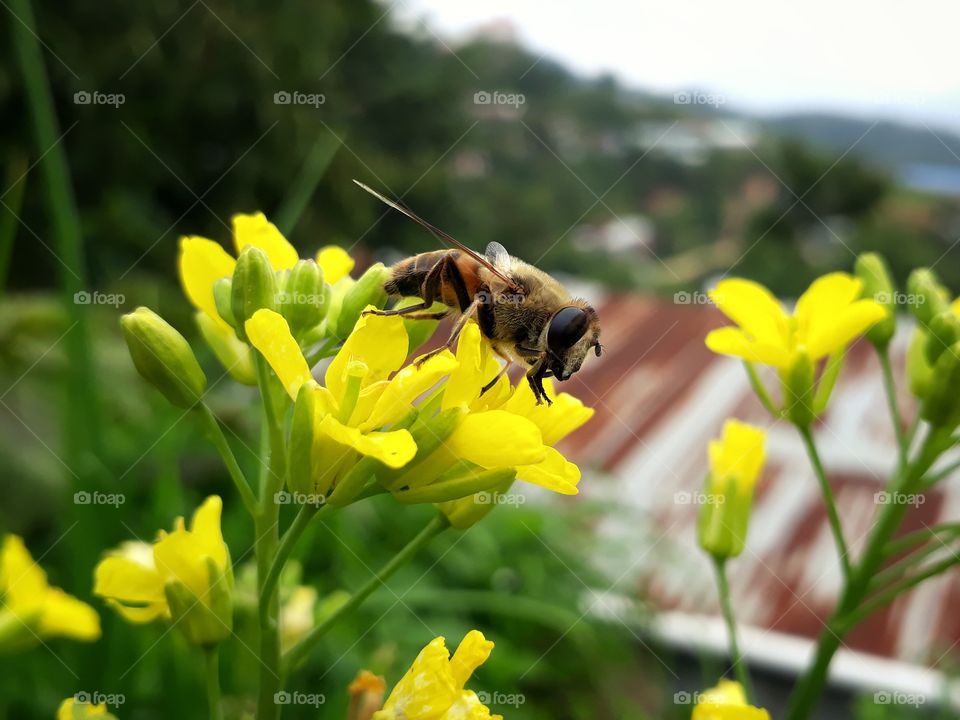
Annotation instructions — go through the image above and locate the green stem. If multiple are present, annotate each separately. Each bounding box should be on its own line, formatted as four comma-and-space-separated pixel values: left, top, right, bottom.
259, 503, 324, 619
304, 337, 339, 368
198, 404, 258, 515
204, 645, 223, 720
882, 523, 960, 558
254, 352, 285, 720
744, 362, 780, 417
282, 513, 450, 675
878, 348, 907, 468
922, 457, 960, 489
712, 556, 754, 701
797, 425, 852, 581
849, 554, 960, 624
783, 433, 944, 720
869, 535, 959, 597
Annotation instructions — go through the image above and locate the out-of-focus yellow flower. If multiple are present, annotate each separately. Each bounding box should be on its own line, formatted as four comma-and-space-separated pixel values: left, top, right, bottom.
348, 671, 386, 720
706, 273, 888, 371
0, 535, 100, 652
57, 698, 117, 719
279, 585, 317, 654
698, 421, 766, 559
692, 680, 770, 720
94, 496, 233, 645
317, 245, 355, 285
373, 630, 502, 720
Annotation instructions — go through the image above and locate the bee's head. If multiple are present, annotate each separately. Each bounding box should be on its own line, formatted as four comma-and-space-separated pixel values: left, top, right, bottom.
544, 303, 601, 382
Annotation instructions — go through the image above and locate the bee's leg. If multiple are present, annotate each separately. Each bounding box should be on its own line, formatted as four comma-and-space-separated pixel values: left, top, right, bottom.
363, 301, 429, 317
524, 354, 552, 406
399, 310, 450, 321
480, 348, 513, 396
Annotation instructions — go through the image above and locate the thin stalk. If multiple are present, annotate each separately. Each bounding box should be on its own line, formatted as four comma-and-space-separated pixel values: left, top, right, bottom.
254, 353, 285, 720
198, 404, 258, 515
878, 348, 907, 468
259, 503, 324, 619
797, 425, 851, 580
204, 645, 223, 720
869, 537, 959, 597
712, 556, 754, 701
853, 555, 960, 624
922, 457, 960, 489
744, 362, 779, 417
882, 523, 960, 558
282, 513, 450, 675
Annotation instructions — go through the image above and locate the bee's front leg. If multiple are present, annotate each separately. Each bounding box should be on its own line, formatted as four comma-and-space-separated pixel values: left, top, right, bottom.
524, 356, 552, 406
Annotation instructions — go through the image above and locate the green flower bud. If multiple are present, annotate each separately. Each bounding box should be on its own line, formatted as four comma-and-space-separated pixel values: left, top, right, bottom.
395, 467, 517, 504
213, 277, 237, 329
287, 381, 320, 497
195, 312, 256, 385
121, 307, 206, 408
163, 556, 233, 646
924, 311, 960, 366
697, 473, 752, 559
280, 259, 328, 336
907, 268, 950, 326
783, 352, 815, 428
854, 252, 897, 348
920, 341, 960, 428
907, 328, 935, 399
387, 408, 467, 491
334, 263, 390, 339
231, 246, 277, 340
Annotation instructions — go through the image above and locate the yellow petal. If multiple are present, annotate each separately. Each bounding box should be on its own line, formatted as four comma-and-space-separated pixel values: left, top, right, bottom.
153, 527, 208, 600
442, 323, 502, 411
178, 236, 236, 329
517, 447, 581, 494
705, 327, 793, 369
449, 630, 494, 687
232, 212, 299, 270
709, 420, 766, 492
196, 311, 256, 385
804, 299, 888, 360
501, 379, 594, 445
318, 415, 417, 469
93, 553, 165, 607
326, 310, 407, 402
37, 589, 100, 641
104, 598, 168, 624
380, 636, 460, 716
58, 699, 110, 720
699, 679, 749, 705
709, 279, 789, 351
361, 351, 458, 430
693, 704, 770, 720
1, 535, 48, 612
189, 496, 228, 571
794, 272, 863, 347
952, 298, 960, 320
245, 309, 313, 399
445, 411, 546, 468
317, 245, 355, 284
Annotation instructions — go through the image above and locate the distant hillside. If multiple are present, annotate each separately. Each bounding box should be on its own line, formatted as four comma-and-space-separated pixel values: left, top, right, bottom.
765, 113, 960, 171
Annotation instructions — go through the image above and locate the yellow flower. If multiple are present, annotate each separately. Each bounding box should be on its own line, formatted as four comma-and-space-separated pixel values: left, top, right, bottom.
317, 245, 355, 285
280, 585, 317, 654
698, 420, 766, 559
706, 273, 888, 371
246, 308, 448, 494
0, 535, 100, 652
94, 496, 233, 645
57, 698, 117, 720
692, 680, 770, 720
374, 630, 502, 720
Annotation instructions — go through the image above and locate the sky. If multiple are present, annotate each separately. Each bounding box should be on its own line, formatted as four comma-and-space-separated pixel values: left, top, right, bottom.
399, 0, 960, 132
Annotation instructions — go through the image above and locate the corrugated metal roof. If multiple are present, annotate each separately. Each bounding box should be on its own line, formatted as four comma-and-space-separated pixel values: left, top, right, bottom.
559, 295, 960, 671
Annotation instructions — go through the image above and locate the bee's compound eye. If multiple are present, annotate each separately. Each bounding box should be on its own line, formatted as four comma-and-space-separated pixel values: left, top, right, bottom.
547, 307, 589, 351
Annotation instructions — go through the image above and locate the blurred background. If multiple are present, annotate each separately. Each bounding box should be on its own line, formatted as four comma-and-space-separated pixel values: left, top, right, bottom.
2, 1, 959, 717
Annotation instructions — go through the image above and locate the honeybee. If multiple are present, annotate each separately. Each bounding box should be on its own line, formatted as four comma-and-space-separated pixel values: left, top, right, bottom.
354, 180, 602, 405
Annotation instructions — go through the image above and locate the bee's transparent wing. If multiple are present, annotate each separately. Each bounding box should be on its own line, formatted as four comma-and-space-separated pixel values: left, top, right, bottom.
484, 242, 511, 272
